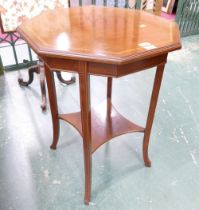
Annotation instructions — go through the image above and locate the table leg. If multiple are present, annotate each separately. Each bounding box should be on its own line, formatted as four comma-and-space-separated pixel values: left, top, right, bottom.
39, 65, 47, 111
79, 61, 92, 205
107, 77, 113, 135
107, 77, 112, 99
143, 63, 165, 167
45, 65, 60, 150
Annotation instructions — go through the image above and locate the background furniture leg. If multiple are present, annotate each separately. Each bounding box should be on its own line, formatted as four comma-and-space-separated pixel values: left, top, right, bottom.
39, 65, 47, 111
45, 65, 60, 150
56, 71, 76, 85
18, 65, 40, 86
107, 77, 112, 99
0, 55, 4, 75
143, 63, 165, 167
18, 64, 47, 111
79, 61, 92, 205
18, 64, 76, 111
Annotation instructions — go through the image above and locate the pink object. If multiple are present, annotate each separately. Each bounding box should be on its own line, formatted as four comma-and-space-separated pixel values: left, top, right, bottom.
161, 12, 176, 21
0, 28, 20, 44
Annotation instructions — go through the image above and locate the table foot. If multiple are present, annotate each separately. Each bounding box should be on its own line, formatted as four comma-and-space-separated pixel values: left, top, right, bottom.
50, 121, 60, 149
50, 144, 57, 150
83, 143, 92, 205
144, 158, 151, 167
143, 137, 152, 167
84, 200, 90, 205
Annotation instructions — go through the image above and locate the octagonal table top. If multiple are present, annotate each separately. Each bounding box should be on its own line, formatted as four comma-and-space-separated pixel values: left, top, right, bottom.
17, 6, 181, 65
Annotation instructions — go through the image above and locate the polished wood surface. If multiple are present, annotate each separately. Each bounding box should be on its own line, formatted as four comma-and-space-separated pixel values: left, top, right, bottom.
143, 63, 165, 167
45, 64, 60, 149
17, 6, 181, 205
60, 99, 145, 153
17, 6, 181, 64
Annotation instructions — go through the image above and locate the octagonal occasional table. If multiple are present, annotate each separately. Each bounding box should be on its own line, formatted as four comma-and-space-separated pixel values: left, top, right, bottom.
17, 6, 181, 204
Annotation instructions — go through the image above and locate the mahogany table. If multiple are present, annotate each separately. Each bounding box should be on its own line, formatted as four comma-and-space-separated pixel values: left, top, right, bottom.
17, 6, 181, 204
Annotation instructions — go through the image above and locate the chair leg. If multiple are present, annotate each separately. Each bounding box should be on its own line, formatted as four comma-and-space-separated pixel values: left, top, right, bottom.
18, 64, 75, 112
18, 65, 40, 86
18, 64, 47, 111
56, 71, 76, 85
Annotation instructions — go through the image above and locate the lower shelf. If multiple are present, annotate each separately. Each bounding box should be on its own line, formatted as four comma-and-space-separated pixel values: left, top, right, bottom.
59, 99, 145, 153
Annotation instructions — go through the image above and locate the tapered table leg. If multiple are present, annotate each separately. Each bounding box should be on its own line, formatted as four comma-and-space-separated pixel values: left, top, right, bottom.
107, 77, 112, 99
45, 65, 60, 150
107, 77, 113, 134
143, 63, 165, 167
79, 61, 92, 205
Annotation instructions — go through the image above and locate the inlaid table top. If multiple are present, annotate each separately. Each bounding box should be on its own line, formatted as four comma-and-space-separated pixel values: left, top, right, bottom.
17, 5, 181, 65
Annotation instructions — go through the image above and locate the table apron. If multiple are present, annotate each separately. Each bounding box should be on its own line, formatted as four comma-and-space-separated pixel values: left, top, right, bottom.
42, 54, 167, 77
